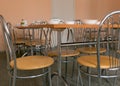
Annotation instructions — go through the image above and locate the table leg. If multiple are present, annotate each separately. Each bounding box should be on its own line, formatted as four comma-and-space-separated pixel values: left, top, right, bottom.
57, 30, 62, 76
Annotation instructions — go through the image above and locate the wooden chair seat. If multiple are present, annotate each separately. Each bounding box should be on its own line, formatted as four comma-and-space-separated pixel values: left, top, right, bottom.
10, 56, 54, 70
48, 49, 80, 57
117, 50, 120, 53
77, 55, 119, 69
77, 47, 106, 54
14, 38, 25, 44
25, 40, 46, 46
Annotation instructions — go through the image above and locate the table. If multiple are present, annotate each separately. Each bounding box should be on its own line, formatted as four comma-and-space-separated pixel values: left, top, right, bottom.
16, 23, 120, 30
16, 24, 99, 29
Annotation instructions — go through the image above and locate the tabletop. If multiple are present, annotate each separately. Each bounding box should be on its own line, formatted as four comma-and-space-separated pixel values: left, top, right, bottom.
16, 24, 99, 29
16, 23, 120, 30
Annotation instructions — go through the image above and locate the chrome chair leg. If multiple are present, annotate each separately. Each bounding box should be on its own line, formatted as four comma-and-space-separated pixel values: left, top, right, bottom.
42, 70, 46, 86
71, 58, 75, 78
113, 70, 118, 86
9, 70, 14, 86
98, 70, 102, 86
9, 77, 12, 86
65, 58, 68, 79
64, 57, 76, 80
98, 77, 102, 86
77, 65, 83, 86
12, 74, 16, 86
88, 67, 91, 86
48, 67, 52, 86
113, 77, 117, 86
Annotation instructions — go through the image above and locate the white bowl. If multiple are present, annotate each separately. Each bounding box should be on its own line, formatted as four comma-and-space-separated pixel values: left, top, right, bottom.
65, 21, 75, 24
49, 19, 62, 24
96, 21, 100, 25
83, 19, 98, 24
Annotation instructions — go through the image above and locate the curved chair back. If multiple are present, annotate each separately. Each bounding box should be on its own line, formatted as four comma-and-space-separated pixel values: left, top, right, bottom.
97, 10, 120, 72
0, 15, 17, 71
0, 15, 55, 86
76, 11, 120, 86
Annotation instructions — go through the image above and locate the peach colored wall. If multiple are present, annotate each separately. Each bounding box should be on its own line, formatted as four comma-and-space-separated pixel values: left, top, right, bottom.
0, 0, 51, 51
75, 0, 120, 21
0, 0, 120, 51
0, 0, 51, 25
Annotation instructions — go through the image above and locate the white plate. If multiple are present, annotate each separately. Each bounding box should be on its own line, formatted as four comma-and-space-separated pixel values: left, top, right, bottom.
49, 19, 62, 24
83, 19, 98, 24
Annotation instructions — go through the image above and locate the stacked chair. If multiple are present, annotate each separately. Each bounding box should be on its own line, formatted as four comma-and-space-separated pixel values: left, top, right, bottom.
6, 22, 26, 57
75, 20, 106, 55
77, 10, 120, 86
24, 27, 50, 55
12, 28, 30, 56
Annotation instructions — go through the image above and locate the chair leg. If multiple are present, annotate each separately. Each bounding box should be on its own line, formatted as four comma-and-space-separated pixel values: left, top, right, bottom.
42, 69, 46, 86
65, 57, 68, 79
113, 78, 117, 86
88, 67, 91, 86
12, 73, 16, 86
77, 65, 83, 86
48, 67, 52, 86
98, 70, 102, 86
9, 76, 12, 86
71, 57, 75, 78
113, 70, 118, 86
98, 77, 102, 86
65, 57, 76, 79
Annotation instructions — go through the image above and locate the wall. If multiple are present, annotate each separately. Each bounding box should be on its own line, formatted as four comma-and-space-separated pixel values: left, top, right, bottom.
0, 0, 51, 25
75, 0, 120, 21
0, 0, 51, 51
75, 0, 97, 20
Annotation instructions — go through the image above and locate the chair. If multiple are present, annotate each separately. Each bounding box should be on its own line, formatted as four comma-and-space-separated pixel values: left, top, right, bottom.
13, 29, 26, 45
11, 25, 32, 57
24, 24, 51, 56
77, 11, 120, 86
13, 30, 25, 56
0, 15, 54, 86
75, 19, 106, 55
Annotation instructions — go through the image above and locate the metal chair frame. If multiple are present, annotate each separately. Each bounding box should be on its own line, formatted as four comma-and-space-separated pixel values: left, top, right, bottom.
77, 11, 120, 86
0, 15, 53, 86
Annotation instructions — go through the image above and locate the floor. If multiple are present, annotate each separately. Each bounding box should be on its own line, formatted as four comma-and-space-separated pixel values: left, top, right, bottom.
0, 52, 120, 86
